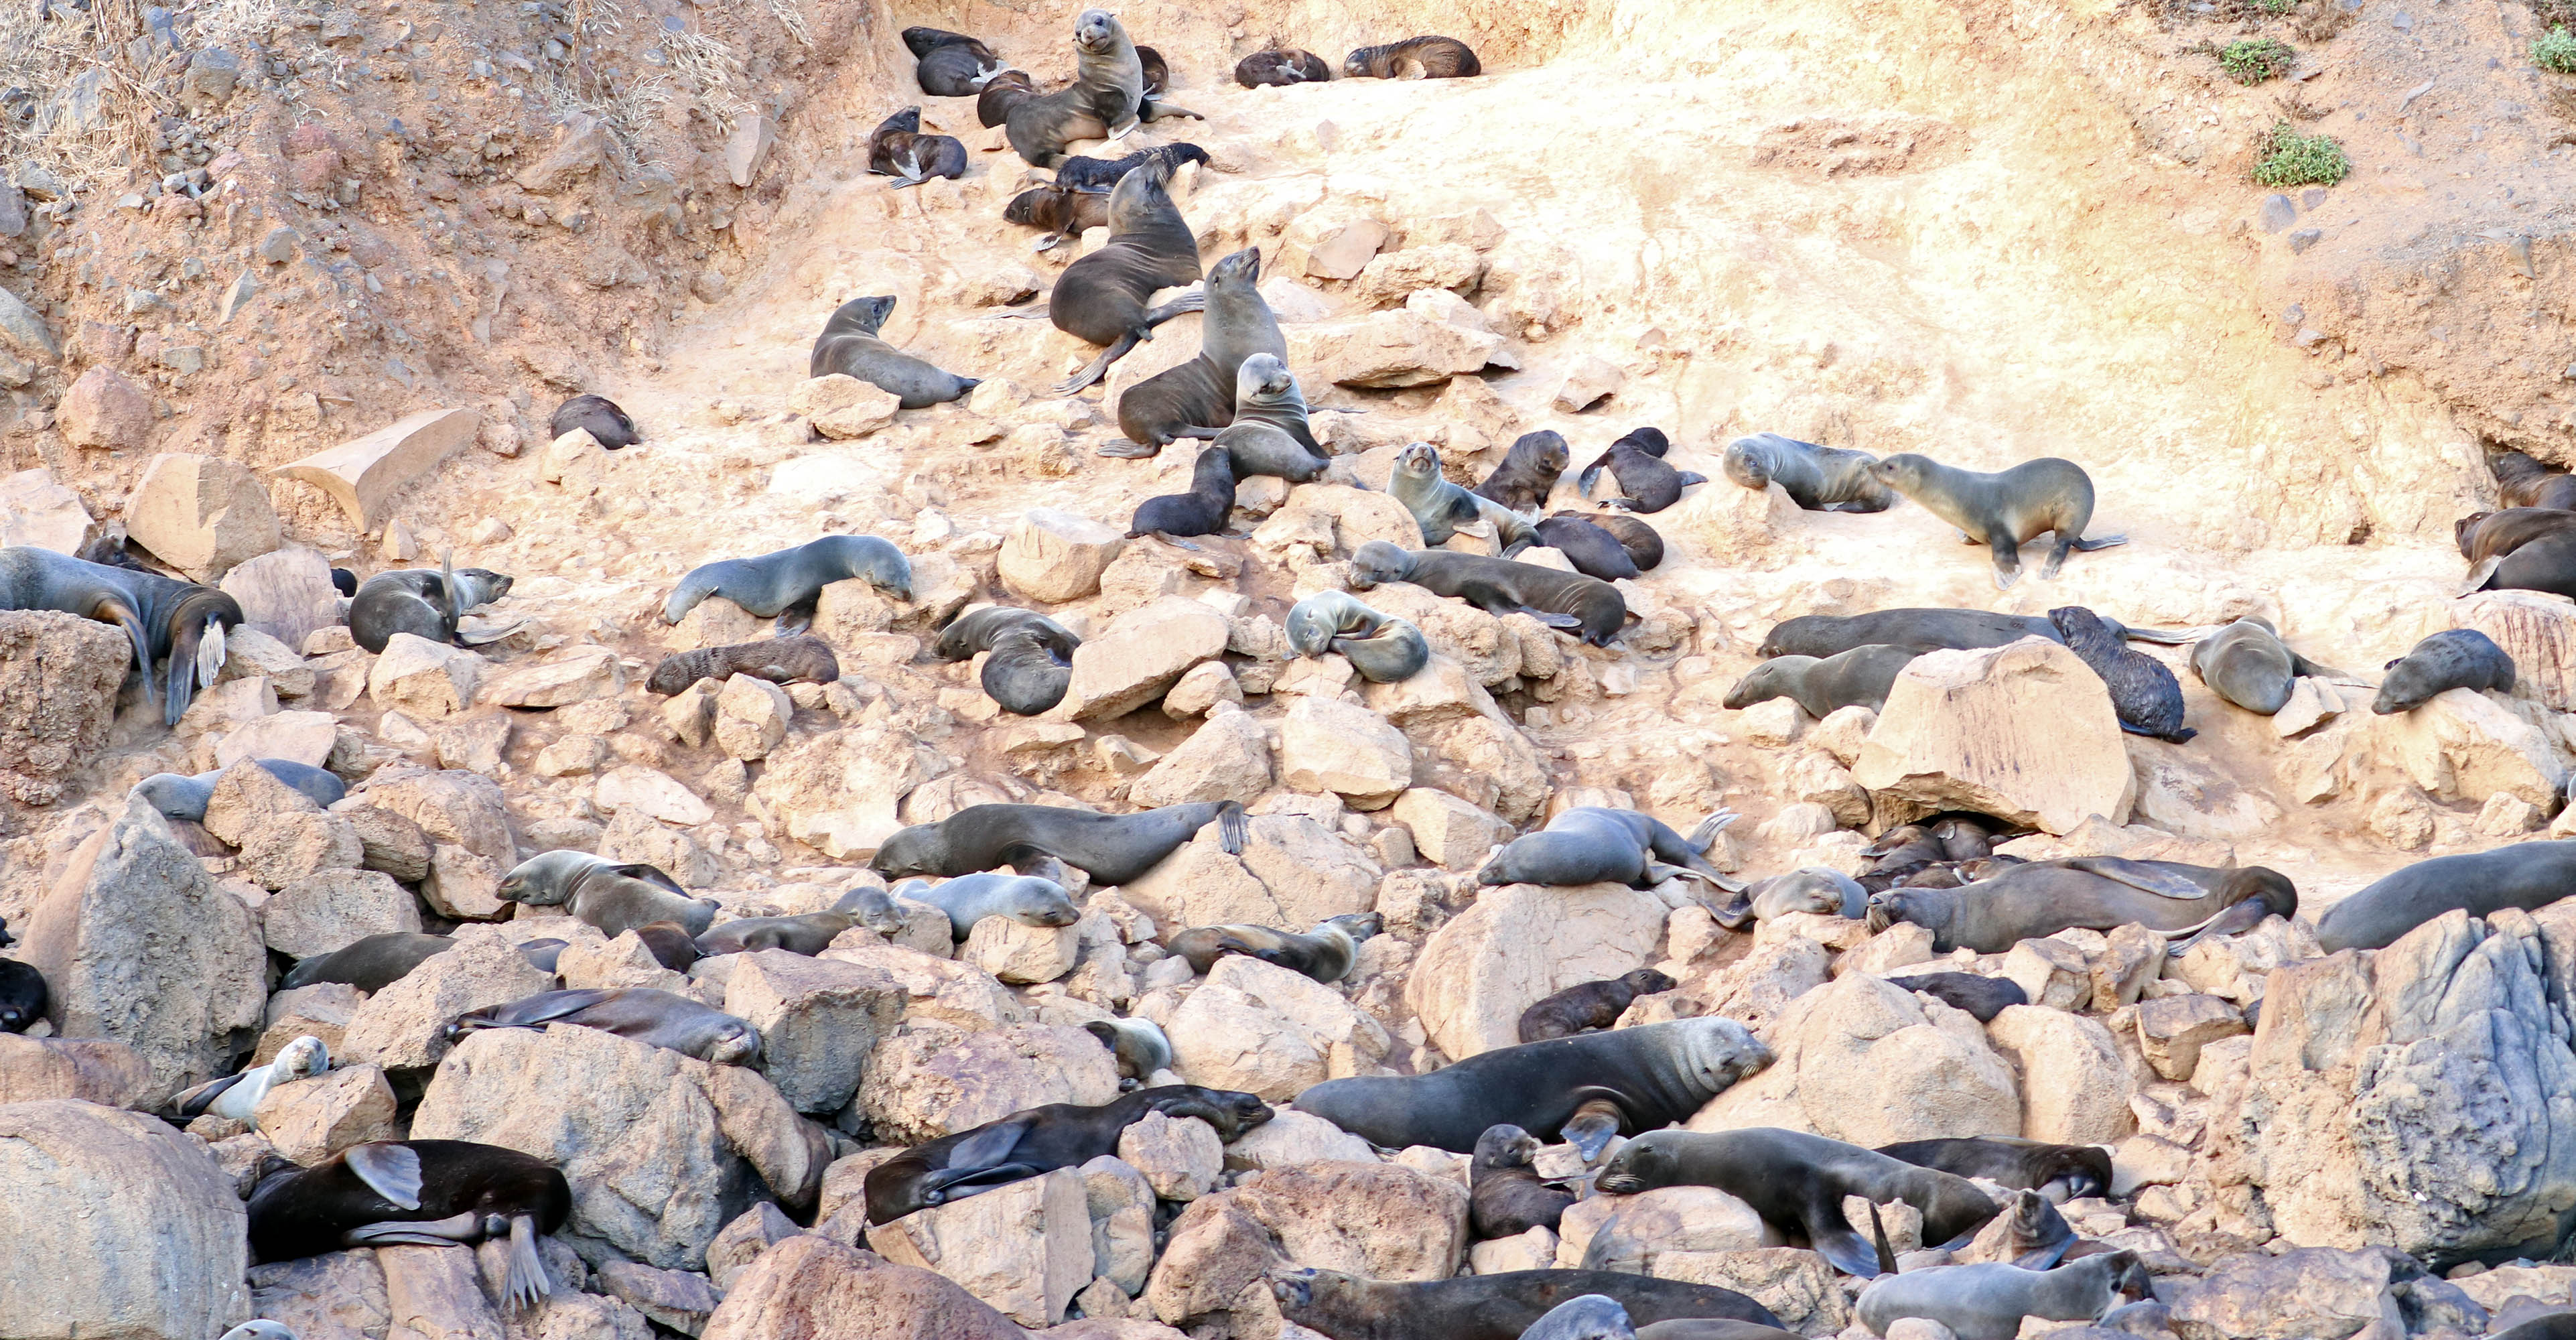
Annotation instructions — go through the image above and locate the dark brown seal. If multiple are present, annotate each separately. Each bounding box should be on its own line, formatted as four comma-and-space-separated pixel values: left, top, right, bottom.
977, 68, 1035, 127
1533, 514, 1640, 581
1054, 141, 1212, 193
1575, 511, 1663, 572
1271, 1267, 1780, 1340
249, 1141, 571, 1311
1875, 1136, 2114, 1202
1038, 156, 1204, 394
1517, 967, 1678, 1043
1597, 1128, 1998, 1276
0, 545, 244, 725
871, 801, 1247, 885
647, 634, 839, 695
1721, 644, 1919, 716
902, 27, 1003, 98
1578, 427, 1706, 514
1128, 444, 1237, 539
866, 1085, 1272, 1221
1471, 1124, 1576, 1239
1003, 183, 1109, 251
867, 107, 968, 188
1004, 9, 1201, 168
1869, 860, 2297, 955
809, 295, 979, 407
1879, 972, 2028, 1024
1168, 912, 1381, 984
1105, 246, 1283, 457
348, 556, 514, 656
1347, 540, 1627, 646
1237, 48, 1332, 86
2051, 604, 2192, 742
983, 624, 1075, 715
2490, 449, 2576, 511
2456, 507, 2576, 565
1870, 454, 2126, 588
1475, 430, 1572, 512
550, 393, 638, 448
1341, 36, 1483, 78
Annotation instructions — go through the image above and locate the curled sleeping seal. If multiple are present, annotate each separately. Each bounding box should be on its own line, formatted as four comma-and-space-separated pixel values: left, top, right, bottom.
1562, 511, 1665, 576
1721, 645, 1917, 718
663, 535, 912, 629
872, 801, 1247, 885
866, 107, 967, 188
2188, 616, 2333, 716
1877, 972, 2028, 1024
901, 26, 1004, 97
1348, 541, 1627, 646
2317, 841, 2576, 951
1757, 608, 2064, 659
450, 988, 761, 1065
1392, 442, 1538, 554
1031, 157, 1204, 395
1721, 433, 1895, 513
2372, 628, 2514, 714
1211, 354, 1328, 481
1517, 968, 1678, 1043
1128, 444, 1237, 540
549, 394, 638, 448
1949, 1188, 2078, 1268
1286, 590, 1430, 683
1869, 859, 2297, 955
809, 295, 979, 408
985, 625, 1077, 715
1855, 1252, 2152, 1340
936, 605, 1081, 662
1004, 9, 1200, 170
0, 545, 243, 726
249, 1140, 570, 1313
348, 556, 515, 656
281, 932, 458, 992
1875, 1136, 2114, 1203
1341, 35, 1483, 78
169, 1034, 329, 1128
133, 758, 348, 823
1054, 141, 1213, 194
1471, 1124, 1578, 1238
646, 634, 840, 696
1596, 1128, 1999, 1277
697, 886, 904, 956
1003, 183, 1110, 251
1578, 427, 1705, 514
1169, 912, 1382, 984
2051, 605, 2193, 742
1475, 431, 1572, 513
1237, 48, 1332, 86
1515, 1294, 1635, 1340
866, 1084, 1273, 1221
1270, 1266, 1782, 1340
1475, 807, 1742, 892
496, 851, 717, 939
1712, 868, 1867, 933
1292, 1016, 1771, 1158
1105, 247, 1288, 458
1870, 454, 2126, 588
1533, 514, 1640, 582
2491, 449, 2576, 511
890, 872, 1081, 940
977, 68, 1035, 127
1136, 44, 1170, 98
1085, 1016, 1174, 1083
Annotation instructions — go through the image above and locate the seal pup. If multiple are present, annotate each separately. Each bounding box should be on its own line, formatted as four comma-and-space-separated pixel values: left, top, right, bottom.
1471, 1124, 1578, 1238
809, 295, 979, 408
1030, 157, 1205, 395
1211, 353, 1327, 480
2455, 507, 2576, 568
1053, 141, 1213, 194
450, 988, 761, 1065
1569, 511, 1664, 572
1003, 182, 1109, 251
983, 624, 1076, 714
1085, 1016, 1173, 1083
1270, 1267, 1782, 1340
977, 68, 1036, 127
663, 535, 912, 630
1721, 645, 1918, 718
133, 758, 348, 822
1722, 433, 1895, 513
0, 545, 243, 725
249, 1140, 571, 1312
2318, 842, 2576, 951
1004, 9, 1200, 168
1127, 444, 1237, 540
1237, 48, 1332, 86
1949, 1188, 2078, 1267
2490, 449, 2576, 511
2051, 605, 2193, 742
169, 1034, 329, 1127
901, 26, 1004, 96
1879, 972, 2028, 1024
1476, 807, 1742, 892
1875, 1136, 2113, 1203
1578, 428, 1704, 514
890, 872, 1081, 939
549, 394, 638, 448
1713, 868, 1867, 932
1869, 860, 2297, 955
2372, 628, 2514, 714
1392, 442, 1538, 554
0, 936, 44, 1032
1293, 1017, 1772, 1157
1533, 514, 1640, 582
866, 1084, 1273, 1221
279, 931, 478, 992
1596, 1128, 1999, 1276
1341, 35, 1483, 78
1758, 608, 2065, 659
1135, 44, 1170, 98
866, 107, 968, 188
1855, 1252, 2152, 1340
1105, 247, 1286, 457
1475, 431, 1573, 513
1168, 912, 1381, 984
2188, 616, 2344, 716
937, 605, 1081, 662
629, 922, 701, 973
348, 555, 515, 655
1517, 968, 1679, 1043
496, 851, 717, 939
1285, 590, 1430, 683
1348, 541, 1627, 646
646, 634, 839, 695
872, 801, 1247, 884
696, 886, 905, 957
1870, 454, 2125, 588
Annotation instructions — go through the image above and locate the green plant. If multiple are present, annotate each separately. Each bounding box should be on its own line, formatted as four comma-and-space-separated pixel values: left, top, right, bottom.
2221, 37, 2297, 82
2252, 120, 2350, 186
2258, 0, 2294, 13
2536, 25, 2576, 74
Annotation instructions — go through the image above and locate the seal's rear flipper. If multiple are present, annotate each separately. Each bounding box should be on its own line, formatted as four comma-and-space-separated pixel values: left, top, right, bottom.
1517, 610, 1584, 630
992, 303, 1055, 320
168, 1071, 245, 1120
1144, 290, 1207, 326
603, 863, 690, 896
2117, 625, 2206, 646
503, 1213, 551, 1313
90, 594, 156, 704
1811, 1221, 1888, 1278
921, 1162, 1044, 1201
2071, 534, 2129, 551
1215, 801, 1249, 854
1055, 334, 1139, 395
344, 1141, 426, 1209
1575, 457, 1609, 498
1097, 438, 1162, 458
2458, 555, 2506, 597
454, 616, 529, 646
1688, 810, 1741, 852
1560, 1104, 1623, 1162
2161, 898, 2275, 958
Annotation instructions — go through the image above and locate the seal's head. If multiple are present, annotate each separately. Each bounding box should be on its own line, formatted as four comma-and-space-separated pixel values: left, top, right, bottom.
1722, 436, 1777, 491
870, 829, 944, 880
497, 850, 598, 908
1719, 659, 1793, 710
1236, 351, 1296, 405
1008, 874, 1083, 928
839, 294, 899, 335
1207, 245, 1263, 293
1072, 7, 1120, 53
703, 1017, 762, 1066
1285, 591, 1352, 657
1517, 429, 1571, 476
1869, 452, 1934, 494
1680, 1016, 1771, 1093
1345, 541, 1411, 591
277, 1034, 330, 1081
1316, 911, 1383, 944
1594, 1130, 1684, 1195
1394, 440, 1442, 483
2455, 511, 2494, 556
1471, 1123, 1540, 1171
1618, 967, 1678, 996
131, 772, 209, 821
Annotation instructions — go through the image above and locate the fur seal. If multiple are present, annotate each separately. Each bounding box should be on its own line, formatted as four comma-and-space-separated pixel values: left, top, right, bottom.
450, 988, 760, 1065
1348, 541, 1627, 646
1471, 1124, 1577, 1238
902, 27, 1004, 96
2372, 628, 2514, 714
1875, 1136, 2114, 1203
1878, 972, 2028, 1024
1004, 183, 1110, 251
2490, 450, 2576, 511
872, 801, 1247, 885
1004, 9, 1199, 169
1577, 428, 1704, 514
1596, 1128, 1998, 1276
1085, 1016, 1173, 1081
496, 852, 717, 939
1868, 860, 2297, 955
249, 1140, 570, 1312
1721, 433, 1895, 513
2465, 529, 2576, 600
348, 557, 514, 656
1517, 1294, 1635, 1340
1136, 44, 1169, 98
977, 68, 1035, 127
1292, 1016, 1771, 1157
696, 888, 903, 957
663, 535, 912, 628
809, 295, 979, 408
1211, 354, 1327, 481
1532, 514, 1639, 582
170, 1034, 328, 1126
1757, 608, 2064, 659
2317, 842, 2576, 951
1340, 36, 1483, 78
1475, 807, 1741, 892
1270, 1267, 1781, 1340
645, 634, 840, 696
1869, 454, 2125, 588
1721, 645, 1917, 717
1128, 444, 1237, 539
1713, 868, 1867, 932
866, 1084, 1272, 1221
332, 567, 359, 596
1854, 1252, 2152, 1340
1950, 1187, 2078, 1267
1517, 968, 1678, 1043
1285, 590, 1430, 683
2051, 605, 2193, 742
891, 872, 1081, 940
1237, 48, 1331, 86
1392, 442, 1538, 554
0, 945, 43, 1032
2188, 616, 2331, 716
133, 758, 348, 822
2456, 507, 2576, 568
549, 394, 638, 448
632, 922, 701, 973
1169, 912, 1381, 984
0, 545, 243, 725
1105, 247, 1286, 458
936, 606, 1081, 662
1036, 157, 1205, 394
866, 107, 967, 188
280, 931, 458, 992
1572, 511, 1664, 571
1054, 142, 1213, 194
983, 624, 1076, 715
1476, 431, 1573, 513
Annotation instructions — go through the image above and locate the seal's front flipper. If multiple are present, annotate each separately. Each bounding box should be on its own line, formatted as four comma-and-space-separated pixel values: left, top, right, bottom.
2071, 533, 2129, 551
2458, 555, 2506, 597
169, 1072, 245, 1120
921, 1162, 1044, 1201
1560, 1103, 1624, 1162
774, 596, 821, 636
1810, 1223, 1887, 1278
1144, 290, 1207, 326
503, 1214, 552, 1312
2163, 898, 2275, 957
943, 1119, 1036, 1173
2061, 856, 2212, 900
345, 1141, 426, 1209
1097, 438, 1162, 459
1215, 801, 1249, 854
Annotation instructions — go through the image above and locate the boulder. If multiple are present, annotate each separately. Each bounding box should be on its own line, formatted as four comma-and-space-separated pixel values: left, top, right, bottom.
0, 1034, 155, 1107
1983, 1006, 2137, 1144
253, 1063, 398, 1164
0, 466, 94, 552
1117, 814, 1381, 934
1406, 880, 1668, 1059
214, 710, 339, 769
275, 407, 482, 531
1648, 1248, 1848, 1334
1146, 1161, 1467, 1333
338, 928, 554, 1071
2373, 686, 2567, 809
262, 868, 421, 958
960, 917, 1079, 985
59, 366, 150, 449
788, 375, 901, 440
358, 768, 514, 862
867, 1168, 1091, 1327
220, 545, 341, 651
245, 1250, 390, 1340
368, 634, 482, 720
0, 1099, 250, 1339
706, 1203, 799, 1292
1284, 297, 1505, 389
1348, 243, 1483, 306
125, 452, 281, 578
720, 950, 908, 1114
1389, 788, 1514, 868
1223, 1110, 1379, 1170
1298, 218, 1389, 279
714, 675, 793, 762
1278, 697, 1414, 808
1081, 1154, 1158, 1292
1850, 639, 2136, 834
1000, 509, 1126, 604
1165, 954, 1390, 1099
1129, 704, 1272, 807
752, 724, 945, 860
2457, 590, 2576, 712
2000, 937, 2091, 1014
0, 611, 128, 804
1249, 482, 1422, 557
597, 1261, 722, 1336
858, 1022, 1122, 1144
206, 750, 327, 833
480, 647, 624, 709
1552, 354, 1625, 413
1558, 1186, 1777, 1271
595, 765, 714, 827
1689, 974, 2019, 1145
2135, 993, 2250, 1083
699, 1235, 1026, 1340
1062, 596, 1231, 720
2161, 1245, 2487, 1340
1118, 1112, 1224, 1201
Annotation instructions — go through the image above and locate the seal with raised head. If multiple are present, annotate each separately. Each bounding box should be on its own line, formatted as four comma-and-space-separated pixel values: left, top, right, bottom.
281, 931, 458, 992
646, 634, 840, 696
450, 988, 760, 1065
1855, 1252, 2152, 1340
2490, 449, 2576, 511
1869, 860, 2297, 955
1285, 590, 1430, 683
549, 394, 638, 448
1085, 1016, 1173, 1082
1034, 157, 1205, 395
1169, 912, 1381, 984
0, 545, 243, 725
1270, 1266, 1781, 1340
349, 556, 515, 656
1721, 433, 1895, 513
1005, 9, 1200, 168
1532, 513, 1639, 582
1341, 35, 1483, 78
249, 1140, 571, 1312
1003, 182, 1109, 251
892, 872, 1081, 940
937, 606, 1081, 662
902, 26, 1004, 96
1712, 868, 1867, 932
1292, 1016, 1771, 1157
1237, 48, 1332, 86
1517, 968, 1678, 1043
1721, 644, 1917, 718
866, 1084, 1273, 1221
1475, 430, 1573, 513
1392, 442, 1538, 554
1875, 1136, 2113, 1203
133, 758, 348, 822
1211, 353, 1327, 480
1105, 247, 1286, 457
663, 535, 912, 629
1879, 972, 2028, 1024
496, 851, 717, 939
1054, 142, 1213, 194
873, 801, 1248, 884
1948, 1187, 2078, 1268
697, 886, 905, 957
2187, 616, 2332, 716
1597, 1128, 1998, 1276
2051, 605, 2193, 742
2372, 628, 2514, 714
1870, 454, 2125, 588
2317, 842, 2576, 951
1471, 1124, 1577, 1238
977, 68, 1035, 127
1347, 541, 1627, 647
1577, 427, 1705, 514
170, 1034, 328, 1127
866, 107, 968, 188
1757, 608, 2063, 659
1128, 444, 1237, 540
1475, 807, 1741, 892
809, 295, 979, 408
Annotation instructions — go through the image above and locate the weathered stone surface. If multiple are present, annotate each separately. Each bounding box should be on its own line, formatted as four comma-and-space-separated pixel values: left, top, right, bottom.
752, 724, 945, 860
596, 765, 714, 827
1850, 639, 2135, 834
1118, 1111, 1224, 1201
699, 1235, 1025, 1340
2137, 992, 2250, 1083
720, 949, 908, 1115
1984, 1005, 2137, 1144
2001, 936, 2090, 1014
253, 1063, 398, 1164
1062, 597, 1231, 721
0, 466, 94, 552
1388, 787, 1513, 868
2457, 590, 2576, 712
860, 1022, 1121, 1144
596, 1261, 722, 1337
0, 1034, 155, 1107
214, 709, 338, 768
246, 1250, 390, 1340
480, 647, 624, 709
1166, 953, 1389, 1099
714, 674, 792, 762
1223, 1110, 1379, 1170
60, 366, 149, 449
339, 929, 553, 1071
1552, 354, 1625, 413
0, 1099, 250, 1339
1130, 704, 1272, 807
1650, 1247, 1848, 1333
1690, 973, 2019, 1145
275, 407, 482, 531
1406, 880, 1667, 1059
2373, 685, 2568, 809
1278, 696, 1413, 808
1558, 1185, 1777, 1272
1146, 1161, 1467, 1334
1284, 297, 1505, 389
0, 611, 128, 803
960, 916, 1079, 985
1000, 509, 1126, 604
2161, 1246, 2486, 1340
358, 769, 513, 862
263, 868, 421, 958
126, 452, 281, 577
1251, 483, 1422, 557
368, 633, 482, 720
869, 1167, 1091, 1328
1117, 815, 1381, 933
789, 375, 901, 440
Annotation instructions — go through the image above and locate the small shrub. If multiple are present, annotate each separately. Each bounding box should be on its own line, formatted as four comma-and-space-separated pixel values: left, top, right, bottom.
2221, 37, 2297, 82
2258, 0, 2294, 12
2536, 26, 2576, 75
2252, 120, 2350, 186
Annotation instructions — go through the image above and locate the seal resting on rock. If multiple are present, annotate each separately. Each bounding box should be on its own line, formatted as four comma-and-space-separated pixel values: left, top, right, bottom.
1721, 644, 1917, 718
1470, 1124, 1578, 1238
1868, 860, 2296, 955
1, 545, 244, 724
133, 758, 348, 822
1085, 1016, 1173, 1082
902, 26, 1004, 96
1128, 443, 1237, 540
249, 1141, 571, 1312
1578, 427, 1705, 514
936, 606, 1083, 716
1391, 441, 1537, 554
1532, 513, 1640, 581
2317, 842, 2576, 951
977, 68, 1035, 127
809, 295, 979, 408
2372, 628, 2514, 714
1877, 972, 2027, 1024
1168, 912, 1381, 984
450, 988, 761, 1065
646, 634, 840, 695
1347, 541, 1627, 647
169, 1034, 329, 1127
2050, 605, 2193, 742
889, 871, 1081, 940
1596, 1128, 2000, 1276
1721, 433, 1894, 513
1003, 182, 1109, 251
1340, 35, 1483, 78
2188, 616, 2333, 716
1475, 807, 1742, 892
866, 107, 968, 188
1105, 247, 1288, 457
0, 931, 44, 1032
871, 801, 1247, 885
1875, 1136, 2113, 1203
1517, 968, 1678, 1042
1475, 430, 1573, 513
937, 606, 1081, 661
696, 886, 905, 957
496, 851, 717, 939
1286, 590, 1430, 683
1211, 353, 1328, 481
1712, 868, 1867, 932
865, 1085, 1272, 1221
2490, 449, 2576, 511
348, 555, 515, 656
1004, 9, 1200, 169
1869, 454, 2125, 588
1237, 48, 1332, 86
1855, 1252, 2152, 1340
549, 394, 638, 448
1757, 608, 2067, 659
662, 535, 912, 630
1026, 156, 1204, 395
1269, 1266, 1783, 1340
1053, 141, 1212, 194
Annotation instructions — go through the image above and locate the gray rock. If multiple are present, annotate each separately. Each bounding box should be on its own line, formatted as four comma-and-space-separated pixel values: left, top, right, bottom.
2288, 228, 2322, 255
0, 1099, 251, 1339
596, 1262, 722, 1337
2259, 194, 2296, 234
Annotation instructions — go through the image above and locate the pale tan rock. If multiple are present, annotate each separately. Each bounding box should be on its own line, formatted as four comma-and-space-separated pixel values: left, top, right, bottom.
1222, 1110, 1379, 1171
253, 1063, 397, 1163
275, 407, 481, 530
1984, 1005, 2136, 1144
368, 633, 481, 720
1737, 697, 1804, 748
961, 917, 1079, 985
1558, 1186, 1777, 1272
1165, 954, 1389, 1099
860, 1022, 1121, 1144
699, 1235, 1025, 1340
1850, 639, 2136, 834
718, 950, 909, 1114
713, 674, 792, 762
2374, 685, 2568, 809
1278, 696, 1413, 808
1348, 243, 1483, 308
752, 724, 945, 859
596, 765, 714, 827
2090, 923, 2165, 1010
705, 1203, 799, 1293
787, 375, 901, 440
213, 709, 338, 770
263, 868, 421, 958
340, 929, 553, 1071
1130, 704, 1272, 807
1284, 297, 1505, 389
1162, 660, 1243, 718
1062, 596, 1231, 720
217, 626, 315, 700
2457, 590, 2576, 711
1300, 218, 1389, 279
1471, 1225, 1559, 1274
2134, 992, 2248, 1083
1251, 482, 1423, 556
0, 1034, 155, 1107
480, 647, 624, 708
1552, 354, 1625, 413
1689, 974, 2018, 1145
869, 1168, 1091, 1327
1117, 1112, 1224, 1201
1389, 787, 1514, 868
127, 452, 281, 577
1145, 1160, 1465, 1334
0, 1099, 251, 1339
1000, 509, 1126, 604
0, 467, 94, 553
421, 845, 507, 920
1407, 881, 1668, 1059
1117, 815, 1381, 937
2001, 937, 2091, 1012
1808, 704, 1878, 766
200, 752, 322, 845
59, 366, 151, 449
0, 612, 129, 802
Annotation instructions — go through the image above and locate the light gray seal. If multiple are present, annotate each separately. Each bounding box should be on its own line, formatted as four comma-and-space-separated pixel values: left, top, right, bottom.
662, 535, 912, 628
1105, 247, 1286, 457
1720, 645, 1917, 716
1868, 454, 2126, 589
169, 1034, 329, 1126
1348, 541, 1627, 646
1168, 912, 1382, 984
1475, 807, 1743, 892
1392, 442, 1537, 554
450, 988, 760, 1065
1868, 860, 2297, 955
1714, 868, 1867, 932
1210, 353, 1327, 480
348, 554, 515, 656
1004, 9, 1201, 168
2317, 842, 2576, 951
872, 801, 1247, 885
1722, 433, 1895, 513
2372, 628, 2514, 714
1596, 1128, 1998, 1277
133, 758, 348, 823
1, 545, 244, 725
1027, 155, 1204, 395
2189, 616, 2332, 716
1286, 590, 1430, 683
695, 886, 905, 957
1085, 1016, 1173, 1081
891, 872, 1081, 939
496, 852, 718, 939
809, 295, 978, 407
1854, 1253, 2152, 1340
